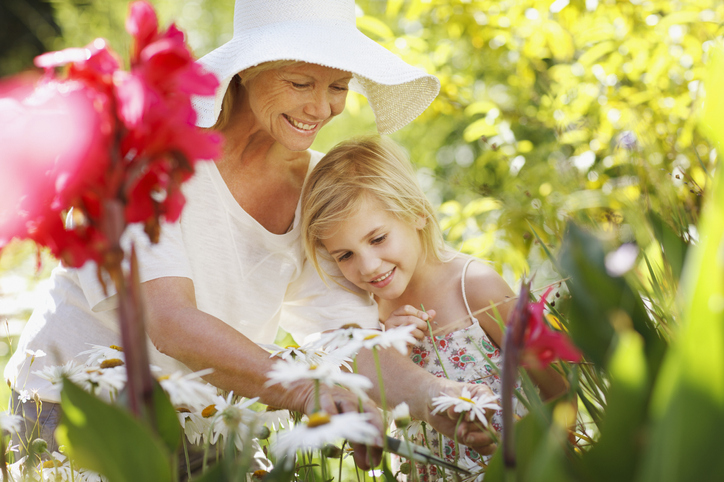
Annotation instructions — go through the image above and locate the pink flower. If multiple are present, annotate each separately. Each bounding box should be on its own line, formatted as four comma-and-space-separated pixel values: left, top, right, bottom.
519, 287, 582, 370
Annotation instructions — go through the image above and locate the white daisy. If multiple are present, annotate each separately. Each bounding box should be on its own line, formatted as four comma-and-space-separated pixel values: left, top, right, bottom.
388, 402, 411, 428
351, 325, 416, 356
264, 343, 354, 372
313, 326, 377, 357
34, 361, 85, 385
17, 389, 32, 404
204, 392, 261, 451
158, 369, 217, 411
78, 344, 125, 366
72, 366, 127, 398
430, 387, 501, 427
177, 408, 211, 445
273, 411, 380, 462
0, 412, 23, 434
37, 452, 79, 481
25, 349, 47, 359
265, 359, 372, 399
258, 407, 294, 431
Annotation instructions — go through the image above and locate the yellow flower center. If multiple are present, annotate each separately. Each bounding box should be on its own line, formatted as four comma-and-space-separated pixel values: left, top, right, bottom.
100, 358, 124, 369
459, 396, 474, 403
42, 460, 62, 469
157, 375, 170, 381
202, 404, 218, 418
364, 334, 380, 340
110, 345, 123, 352
252, 470, 269, 479
307, 411, 331, 428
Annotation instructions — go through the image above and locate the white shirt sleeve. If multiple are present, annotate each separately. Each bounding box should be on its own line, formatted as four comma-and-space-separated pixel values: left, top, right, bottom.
280, 251, 380, 344
76, 221, 193, 312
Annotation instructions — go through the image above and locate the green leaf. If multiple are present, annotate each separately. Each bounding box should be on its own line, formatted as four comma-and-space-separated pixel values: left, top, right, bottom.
56, 379, 172, 482
635, 127, 724, 482
151, 380, 182, 453
577, 330, 650, 482
559, 223, 666, 372
647, 210, 688, 283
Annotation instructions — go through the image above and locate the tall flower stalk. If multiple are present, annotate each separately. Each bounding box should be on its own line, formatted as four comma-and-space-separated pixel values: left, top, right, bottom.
501, 280, 582, 471
0, 0, 220, 424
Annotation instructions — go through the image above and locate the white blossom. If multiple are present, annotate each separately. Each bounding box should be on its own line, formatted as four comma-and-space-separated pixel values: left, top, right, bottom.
430, 387, 501, 427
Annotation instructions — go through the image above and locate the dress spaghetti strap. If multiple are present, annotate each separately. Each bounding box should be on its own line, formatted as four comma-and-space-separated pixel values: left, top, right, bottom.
461, 257, 478, 323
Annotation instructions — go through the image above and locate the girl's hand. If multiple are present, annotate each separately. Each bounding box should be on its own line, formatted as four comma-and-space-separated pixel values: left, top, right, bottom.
383, 305, 437, 341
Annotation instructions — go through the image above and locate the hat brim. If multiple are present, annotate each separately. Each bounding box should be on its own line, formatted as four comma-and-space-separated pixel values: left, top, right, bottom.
191, 18, 439, 134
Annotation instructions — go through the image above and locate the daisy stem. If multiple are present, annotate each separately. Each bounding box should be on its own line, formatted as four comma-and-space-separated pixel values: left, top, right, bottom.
438, 431, 448, 482
421, 305, 450, 379
372, 348, 388, 437
453, 414, 464, 482
314, 379, 321, 413
183, 437, 191, 481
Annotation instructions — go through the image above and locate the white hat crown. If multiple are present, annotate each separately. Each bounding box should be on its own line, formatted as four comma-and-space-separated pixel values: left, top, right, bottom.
234, 0, 355, 31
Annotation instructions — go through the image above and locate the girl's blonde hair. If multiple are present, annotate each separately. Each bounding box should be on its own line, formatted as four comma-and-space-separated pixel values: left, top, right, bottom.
211, 60, 301, 131
302, 135, 450, 281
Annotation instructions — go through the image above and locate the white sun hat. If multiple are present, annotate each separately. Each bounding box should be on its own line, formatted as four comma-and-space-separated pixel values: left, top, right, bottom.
191, 0, 440, 135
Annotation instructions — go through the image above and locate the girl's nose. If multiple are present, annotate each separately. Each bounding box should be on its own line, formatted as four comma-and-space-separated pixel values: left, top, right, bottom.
358, 252, 381, 278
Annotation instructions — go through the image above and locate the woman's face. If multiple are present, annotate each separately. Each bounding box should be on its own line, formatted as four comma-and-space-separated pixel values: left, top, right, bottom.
245, 63, 352, 151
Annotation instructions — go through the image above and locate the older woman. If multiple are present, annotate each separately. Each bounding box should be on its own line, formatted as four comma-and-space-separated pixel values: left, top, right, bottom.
5, 0, 497, 469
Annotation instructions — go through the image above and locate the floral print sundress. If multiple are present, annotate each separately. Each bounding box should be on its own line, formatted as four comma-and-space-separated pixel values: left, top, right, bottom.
401, 259, 527, 481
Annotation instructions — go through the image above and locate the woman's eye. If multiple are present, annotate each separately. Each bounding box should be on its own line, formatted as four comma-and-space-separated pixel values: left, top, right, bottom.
371, 234, 387, 245
291, 82, 310, 89
331, 85, 349, 92
337, 252, 352, 262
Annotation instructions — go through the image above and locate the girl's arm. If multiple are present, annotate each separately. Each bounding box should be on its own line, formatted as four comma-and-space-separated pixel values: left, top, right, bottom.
464, 263, 570, 401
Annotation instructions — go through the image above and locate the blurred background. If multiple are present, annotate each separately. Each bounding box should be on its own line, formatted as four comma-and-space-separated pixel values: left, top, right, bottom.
0, 0, 721, 414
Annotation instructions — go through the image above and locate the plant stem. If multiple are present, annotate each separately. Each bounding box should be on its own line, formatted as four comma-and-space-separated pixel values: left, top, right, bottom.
421, 305, 450, 379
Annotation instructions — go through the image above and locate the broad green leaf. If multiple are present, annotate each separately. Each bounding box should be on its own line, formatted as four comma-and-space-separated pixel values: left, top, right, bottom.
699, 43, 724, 148
152, 380, 182, 453
577, 330, 650, 482
636, 102, 724, 482
647, 210, 688, 283
57, 379, 172, 482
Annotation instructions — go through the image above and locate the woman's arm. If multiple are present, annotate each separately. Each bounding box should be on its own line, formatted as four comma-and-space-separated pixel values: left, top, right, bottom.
142, 276, 383, 466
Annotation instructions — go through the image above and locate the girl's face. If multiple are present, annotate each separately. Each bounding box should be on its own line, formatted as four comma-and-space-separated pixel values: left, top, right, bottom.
321, 196, 426, 301
245, 63, 352, 152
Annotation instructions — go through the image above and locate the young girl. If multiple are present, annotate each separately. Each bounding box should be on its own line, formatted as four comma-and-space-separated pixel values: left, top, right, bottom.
301, 136, 568, 479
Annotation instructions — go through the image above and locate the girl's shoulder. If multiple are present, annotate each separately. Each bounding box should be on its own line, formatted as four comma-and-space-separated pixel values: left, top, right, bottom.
453, 254, 515, 309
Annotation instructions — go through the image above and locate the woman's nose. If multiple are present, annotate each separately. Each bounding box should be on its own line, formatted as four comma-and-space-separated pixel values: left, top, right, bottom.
305, 88, 333, 120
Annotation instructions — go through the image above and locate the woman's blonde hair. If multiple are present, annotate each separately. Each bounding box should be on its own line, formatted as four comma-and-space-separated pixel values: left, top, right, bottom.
211, 60, 301, 131
302, 135, 449, 281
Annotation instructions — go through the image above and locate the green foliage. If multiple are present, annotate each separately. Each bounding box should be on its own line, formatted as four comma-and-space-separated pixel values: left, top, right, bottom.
56, 379, 173, 482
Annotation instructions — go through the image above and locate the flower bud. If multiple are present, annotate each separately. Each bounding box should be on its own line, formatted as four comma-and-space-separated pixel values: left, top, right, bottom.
31, 438, 48, 454
399, 462, 411, 474
322, 444, 343, 458
257, 426, 271, 440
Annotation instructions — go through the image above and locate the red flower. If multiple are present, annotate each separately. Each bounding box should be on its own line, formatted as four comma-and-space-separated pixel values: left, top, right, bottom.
0, 0, 219, 268
520, 287, 582, 369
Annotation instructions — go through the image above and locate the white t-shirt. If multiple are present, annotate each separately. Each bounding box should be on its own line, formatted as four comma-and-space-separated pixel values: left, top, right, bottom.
4, 152, 379, 402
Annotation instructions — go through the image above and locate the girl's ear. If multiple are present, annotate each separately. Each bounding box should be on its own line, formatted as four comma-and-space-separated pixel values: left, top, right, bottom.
415, 215, 427, 230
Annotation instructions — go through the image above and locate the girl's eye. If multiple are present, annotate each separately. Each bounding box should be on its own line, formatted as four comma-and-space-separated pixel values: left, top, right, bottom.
371, 234, 387, 245
337, 252, 352, 262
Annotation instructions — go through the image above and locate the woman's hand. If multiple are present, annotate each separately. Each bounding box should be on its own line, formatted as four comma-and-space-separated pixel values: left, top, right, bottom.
423, 380, 499, 456
279, 379, 384, 470
382, 305, 436, 342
